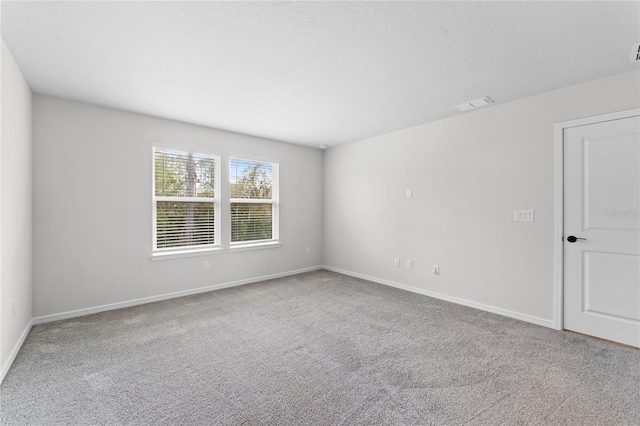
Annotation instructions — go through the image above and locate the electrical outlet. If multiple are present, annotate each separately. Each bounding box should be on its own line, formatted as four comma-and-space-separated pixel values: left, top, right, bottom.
394, 258, 400, 267
407, 259, 413, 269
12, 300, 16, 318
432, 265, 439, 275
203, 261, 210, 270
406, 189, 413, 198
306, 248, 311, 255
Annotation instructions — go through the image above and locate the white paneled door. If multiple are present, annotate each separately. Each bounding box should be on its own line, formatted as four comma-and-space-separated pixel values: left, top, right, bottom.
564, 115, 640, 347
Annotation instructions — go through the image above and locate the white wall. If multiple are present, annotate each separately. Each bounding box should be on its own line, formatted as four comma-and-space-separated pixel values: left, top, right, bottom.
323, 69, 640, 326
33, 96, 323, 317
1, 39, 33, 375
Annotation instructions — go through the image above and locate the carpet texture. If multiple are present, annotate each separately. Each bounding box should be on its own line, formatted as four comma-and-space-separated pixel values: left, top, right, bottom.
1, 270, 639, 425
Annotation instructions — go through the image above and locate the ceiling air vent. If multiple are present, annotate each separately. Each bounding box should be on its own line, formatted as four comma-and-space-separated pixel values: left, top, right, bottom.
631, 43, 640, 63
455, 96, 493, 112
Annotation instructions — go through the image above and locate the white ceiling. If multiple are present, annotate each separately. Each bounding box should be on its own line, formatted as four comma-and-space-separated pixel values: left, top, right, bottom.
1, 1, 639, 147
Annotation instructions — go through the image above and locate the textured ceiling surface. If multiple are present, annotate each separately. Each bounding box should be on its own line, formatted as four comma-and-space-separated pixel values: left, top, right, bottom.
1, 1, 639, 147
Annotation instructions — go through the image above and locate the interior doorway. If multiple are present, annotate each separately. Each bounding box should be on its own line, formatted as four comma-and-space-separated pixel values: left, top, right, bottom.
555, 109, 640, 347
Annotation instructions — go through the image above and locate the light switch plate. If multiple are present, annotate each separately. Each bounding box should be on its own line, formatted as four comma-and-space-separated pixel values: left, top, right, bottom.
514, 210, 534, 222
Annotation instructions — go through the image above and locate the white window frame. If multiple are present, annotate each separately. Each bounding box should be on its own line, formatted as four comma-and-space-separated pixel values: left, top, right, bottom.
151, 147, 222, 260
229, 157, 280, 251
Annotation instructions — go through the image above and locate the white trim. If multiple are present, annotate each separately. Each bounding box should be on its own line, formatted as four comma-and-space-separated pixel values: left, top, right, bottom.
229, 198, 273, 204
1, 319, 33, 385
553, 108, 640, 331
32, 266, 322, 325
150, 246, 224, 260
555, 108, 640, 131
155, 196, 217, 203
323, 266, 555, 329
553, 122, 564, 331
272, 163, 280, 241
152, 147, 157, 250
228, 241, 281, 252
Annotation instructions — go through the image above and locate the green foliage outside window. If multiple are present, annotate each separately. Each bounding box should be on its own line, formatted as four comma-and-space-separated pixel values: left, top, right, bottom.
153, 150, 276, 248
156, 202, 215, 248
154, 149, 218, 249
231, 203, 272, 242
230, 160, 276, 243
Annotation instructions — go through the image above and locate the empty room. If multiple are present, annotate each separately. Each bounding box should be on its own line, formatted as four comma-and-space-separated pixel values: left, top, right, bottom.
1, 1, 639, 425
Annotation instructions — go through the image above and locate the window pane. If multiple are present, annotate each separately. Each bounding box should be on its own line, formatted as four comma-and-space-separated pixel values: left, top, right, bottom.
155, 149, 217, 198
156, 201, 215, 248
230, 158, 273, 199
231, 203, 273, 242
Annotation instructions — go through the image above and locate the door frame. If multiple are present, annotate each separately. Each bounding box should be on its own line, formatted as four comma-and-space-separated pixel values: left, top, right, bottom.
553, 107, 640, 331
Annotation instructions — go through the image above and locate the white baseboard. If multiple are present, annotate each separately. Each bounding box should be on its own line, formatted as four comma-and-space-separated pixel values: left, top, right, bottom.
11, 264, 552, 385
323, 265, 555, 329
1, 318, 33, 384
33, 265, 322, 325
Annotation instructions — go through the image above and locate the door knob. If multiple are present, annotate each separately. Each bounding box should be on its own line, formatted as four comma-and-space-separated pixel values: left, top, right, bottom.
566, 236, 586, 243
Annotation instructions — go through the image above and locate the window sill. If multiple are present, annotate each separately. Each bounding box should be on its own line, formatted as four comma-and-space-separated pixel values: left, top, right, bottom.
228, 241, 281, 253
150, 247, 224, 261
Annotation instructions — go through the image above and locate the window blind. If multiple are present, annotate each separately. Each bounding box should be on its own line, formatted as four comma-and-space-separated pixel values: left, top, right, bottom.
154, 149, 217, 198
230, 158, 279, 243
156, 202, 216, 248
154, 148, 220, 250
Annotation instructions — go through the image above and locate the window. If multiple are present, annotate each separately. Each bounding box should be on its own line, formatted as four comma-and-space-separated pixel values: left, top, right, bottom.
230, 158, 279, 246
153, 148, 220, 255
